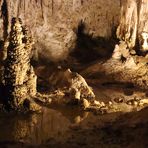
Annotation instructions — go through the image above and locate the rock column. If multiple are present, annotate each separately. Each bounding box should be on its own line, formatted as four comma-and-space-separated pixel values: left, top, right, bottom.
4, 17, 37, 110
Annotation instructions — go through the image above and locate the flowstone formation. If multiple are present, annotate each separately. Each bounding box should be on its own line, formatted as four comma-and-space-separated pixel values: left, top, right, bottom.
3, 18, 40, 111
115, 0, 148, 57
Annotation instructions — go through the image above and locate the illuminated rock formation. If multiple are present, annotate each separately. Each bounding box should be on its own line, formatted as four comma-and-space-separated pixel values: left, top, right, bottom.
47, 68, 95, 104
139, 32, 148, 55
3, 18, 39, 111
112, 41, 130, 60
67, 69, 95, 101
116, 0, 137, 49
116, 0, 148, 56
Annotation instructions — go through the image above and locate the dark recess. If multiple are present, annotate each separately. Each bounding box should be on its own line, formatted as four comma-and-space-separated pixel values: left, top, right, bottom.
1, 0, 8, 40
70, 20, 118, 64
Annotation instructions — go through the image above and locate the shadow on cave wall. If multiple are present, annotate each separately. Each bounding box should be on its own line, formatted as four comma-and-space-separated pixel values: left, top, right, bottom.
31, 20, 118, 71
70, 21, 118, 64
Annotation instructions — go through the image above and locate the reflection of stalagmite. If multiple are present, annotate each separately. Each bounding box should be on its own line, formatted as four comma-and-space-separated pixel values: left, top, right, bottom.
3, 18, 39, 111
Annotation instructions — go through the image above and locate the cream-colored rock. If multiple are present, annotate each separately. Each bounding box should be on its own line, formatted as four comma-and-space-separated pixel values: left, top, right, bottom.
109, 101, 113, 106
100, 102, 105, 107
74, 116, 81, 124
82, 99, 90, 109
69, 71, 95, 100
139, 32, 148, 52
133, 101, 138, 106
48, 68, 95, 102
124, 57, 137, 69
94, 100, 101, 106
112, 41, 130, 60
112, 44, 122, 60
139, 99, 148, 106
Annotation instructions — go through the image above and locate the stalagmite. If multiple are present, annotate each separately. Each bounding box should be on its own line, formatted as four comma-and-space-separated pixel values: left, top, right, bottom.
3, 17, 39, 111
139, 32, 148, 54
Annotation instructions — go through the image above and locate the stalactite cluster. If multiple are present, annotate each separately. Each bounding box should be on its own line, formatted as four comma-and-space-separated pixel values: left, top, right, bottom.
117, 0, 148, 54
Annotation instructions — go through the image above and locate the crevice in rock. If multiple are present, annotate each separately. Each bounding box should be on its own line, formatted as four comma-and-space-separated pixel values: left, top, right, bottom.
70, 21, 117, 64
1, 0, 8, 40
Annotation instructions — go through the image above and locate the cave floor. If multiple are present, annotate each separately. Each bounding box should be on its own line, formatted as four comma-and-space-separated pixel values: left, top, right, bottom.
0, 81, 148, 148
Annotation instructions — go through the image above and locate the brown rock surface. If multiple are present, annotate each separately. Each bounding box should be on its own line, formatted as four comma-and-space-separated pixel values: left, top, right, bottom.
48, 68, 95, 101
81, 56, 148, 89
3, 17, 39, 111
0, 0, 120, 61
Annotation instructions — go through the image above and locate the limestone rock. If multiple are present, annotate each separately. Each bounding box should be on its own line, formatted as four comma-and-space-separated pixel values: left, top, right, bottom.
139, 32, 148, 54
112, 41, 129, 60
69, 70, 95, 100
0, 0, 120, 61
124, 57, 137, 69
116, 0, 148, 56
116, 0, 137, 49
81, 99, 90, 109
112, 44, 122, 60
48, 68, 95, 102
3, 18, 38, 110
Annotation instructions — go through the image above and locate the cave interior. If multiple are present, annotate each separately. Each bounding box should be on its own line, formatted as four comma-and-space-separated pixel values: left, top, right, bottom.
0, 0, 148, 147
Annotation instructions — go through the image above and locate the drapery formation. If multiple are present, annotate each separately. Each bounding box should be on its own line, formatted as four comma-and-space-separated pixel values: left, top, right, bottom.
117, 0, 148, 50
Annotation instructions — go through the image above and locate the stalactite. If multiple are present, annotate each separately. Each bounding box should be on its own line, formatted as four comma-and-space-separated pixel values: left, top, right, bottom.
116, 0, 148, 55
116, 0, 138, 49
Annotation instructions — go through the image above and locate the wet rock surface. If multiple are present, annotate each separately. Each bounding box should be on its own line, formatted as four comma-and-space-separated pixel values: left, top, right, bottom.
82, 55, 148, 89
1, 85, 148, 148
35, 68, 95, 108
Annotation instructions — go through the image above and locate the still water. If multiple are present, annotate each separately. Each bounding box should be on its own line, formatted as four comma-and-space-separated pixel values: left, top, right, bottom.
0, 105, 90, 145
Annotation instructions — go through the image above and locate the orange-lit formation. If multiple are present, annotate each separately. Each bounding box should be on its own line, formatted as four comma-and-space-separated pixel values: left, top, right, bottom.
3, 18, 38, 111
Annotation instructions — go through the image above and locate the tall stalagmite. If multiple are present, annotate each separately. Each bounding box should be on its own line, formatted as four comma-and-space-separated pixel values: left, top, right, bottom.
3, 17, 38, 111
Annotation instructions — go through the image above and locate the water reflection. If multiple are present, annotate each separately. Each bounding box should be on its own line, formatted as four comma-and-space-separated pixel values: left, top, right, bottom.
0, 106, 89, 145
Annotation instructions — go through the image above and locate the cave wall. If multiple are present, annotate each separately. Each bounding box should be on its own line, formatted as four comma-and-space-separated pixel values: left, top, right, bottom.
0, 0, 121, 61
